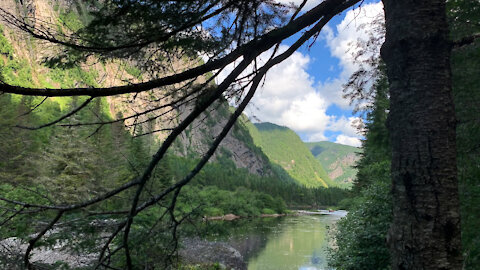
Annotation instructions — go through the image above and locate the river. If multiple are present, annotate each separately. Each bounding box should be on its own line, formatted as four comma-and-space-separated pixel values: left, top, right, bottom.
202, 211, 346, 270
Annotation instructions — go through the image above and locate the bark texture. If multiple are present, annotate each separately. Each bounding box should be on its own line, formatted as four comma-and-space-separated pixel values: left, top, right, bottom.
381, 0, 462, 269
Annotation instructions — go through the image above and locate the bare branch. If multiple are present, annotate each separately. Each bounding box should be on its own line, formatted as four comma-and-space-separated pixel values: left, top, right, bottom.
0, 1, 231, 53
453, 32, 480, 49
24, 210, 64, 269
15, 97, 95, 130
0, 177, 140, 211
121, 52, 254, 268
16, 97, 48, 118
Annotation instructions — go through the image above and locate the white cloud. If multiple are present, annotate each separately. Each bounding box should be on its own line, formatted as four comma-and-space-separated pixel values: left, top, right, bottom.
246, 49, 362, 143
215, 2, 384, 144
318, 1, 384, 109
315, 77, 350, 108
308, 132, 328, 142
328, 116, 361, 137
324, 2, 384, 74
335, 134, 362, 147
247, 48, 331, 136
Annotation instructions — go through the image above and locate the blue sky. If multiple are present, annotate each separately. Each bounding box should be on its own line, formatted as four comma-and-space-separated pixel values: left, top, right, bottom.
219, 0, 383, 147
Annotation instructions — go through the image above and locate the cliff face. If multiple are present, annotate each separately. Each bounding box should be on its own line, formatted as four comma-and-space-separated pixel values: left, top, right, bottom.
305, 141, 361, 188
0, 0, 273, 176
175, 101, 272, 176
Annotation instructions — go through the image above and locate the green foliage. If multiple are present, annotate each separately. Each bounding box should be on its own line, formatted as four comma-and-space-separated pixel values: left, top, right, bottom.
328, 65, 391, 270
58, 10, 84, 32
449, 1, 480, 267
168, 155, 348, 208
48, 66, 98, 88
124, 65, 143, 79
306, 141, 361, 188
0, 53, 35, 87
178, 186, 286, 217
447, 0, 480, 42
0, 26, 13, 57
0, 184, 60, 244
0, 95, 60, 184
247, 122, 335, 188
329, 161, 391, 270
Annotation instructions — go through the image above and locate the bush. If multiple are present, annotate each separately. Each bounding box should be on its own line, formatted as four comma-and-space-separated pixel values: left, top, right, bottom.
328, 161, 391, 270
262, 208, 276, 215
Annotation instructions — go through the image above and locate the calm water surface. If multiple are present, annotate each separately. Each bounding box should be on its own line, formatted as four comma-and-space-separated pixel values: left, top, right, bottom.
204, 212, 346, 270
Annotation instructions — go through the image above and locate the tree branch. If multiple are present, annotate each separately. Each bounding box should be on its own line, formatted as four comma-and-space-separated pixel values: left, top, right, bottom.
452, 32, 480, 49
15, 97, 94, 130
0, 0, 360, 97
24, 210, 64, 269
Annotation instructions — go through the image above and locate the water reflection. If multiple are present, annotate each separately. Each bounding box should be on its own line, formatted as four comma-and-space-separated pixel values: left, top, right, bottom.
202, 214, 343, 270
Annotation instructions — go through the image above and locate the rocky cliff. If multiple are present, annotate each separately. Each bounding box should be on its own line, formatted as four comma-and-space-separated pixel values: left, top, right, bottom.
305, 141, 361, 187
0, 0, 273, 176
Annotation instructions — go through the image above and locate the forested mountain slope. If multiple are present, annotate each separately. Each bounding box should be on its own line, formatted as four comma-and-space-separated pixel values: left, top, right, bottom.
0, 0, 347, 191
0, 0, 273, 176
0, 0, 346, 211
305, 141, 360, 187
246, 122, 335, 188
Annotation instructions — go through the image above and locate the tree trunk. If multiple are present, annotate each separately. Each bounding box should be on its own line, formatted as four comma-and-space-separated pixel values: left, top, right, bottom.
381, 0, 462, 269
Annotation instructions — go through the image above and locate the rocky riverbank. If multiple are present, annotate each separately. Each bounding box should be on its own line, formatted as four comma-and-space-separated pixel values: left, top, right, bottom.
204, 213, 286, 221
0, 236, 246, 270
203, 209, 345, 221
179, 238, 246, 270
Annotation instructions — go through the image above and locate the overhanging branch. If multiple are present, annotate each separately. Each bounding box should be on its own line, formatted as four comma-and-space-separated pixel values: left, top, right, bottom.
0, 0, 360, 97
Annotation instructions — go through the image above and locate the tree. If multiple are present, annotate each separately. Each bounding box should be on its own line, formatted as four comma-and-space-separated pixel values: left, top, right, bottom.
0, 0, 468, 269
329, 64, 392, 270
330, 0, 480, 268
381, 0, 462, 269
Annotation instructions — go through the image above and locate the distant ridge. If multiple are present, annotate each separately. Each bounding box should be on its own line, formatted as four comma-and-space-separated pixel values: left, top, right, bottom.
305, 141, 361, 188
245, 122, 336, 188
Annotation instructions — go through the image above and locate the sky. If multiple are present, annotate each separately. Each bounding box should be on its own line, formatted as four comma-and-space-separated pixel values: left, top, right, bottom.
219, 0, 384, 147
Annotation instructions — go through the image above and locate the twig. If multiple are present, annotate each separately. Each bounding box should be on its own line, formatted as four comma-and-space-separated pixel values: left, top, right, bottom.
16, 97, 94, 130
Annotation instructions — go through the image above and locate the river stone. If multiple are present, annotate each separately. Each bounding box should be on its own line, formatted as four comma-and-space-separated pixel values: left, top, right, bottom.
1, 236, 246, 269
0, 237, 96, 269
179, 238, 247, 270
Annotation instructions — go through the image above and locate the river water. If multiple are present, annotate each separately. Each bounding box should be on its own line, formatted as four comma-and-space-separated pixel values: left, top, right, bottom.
203, 211, 346, 270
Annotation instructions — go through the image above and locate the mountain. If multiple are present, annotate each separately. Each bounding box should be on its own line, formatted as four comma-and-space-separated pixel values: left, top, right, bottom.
0, 0, 338, 189
0, 0, 348, 215
174, 99, 275, 176
246, 122, 335, 188
305, 141, 361, 187
0, 0, 274, 177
